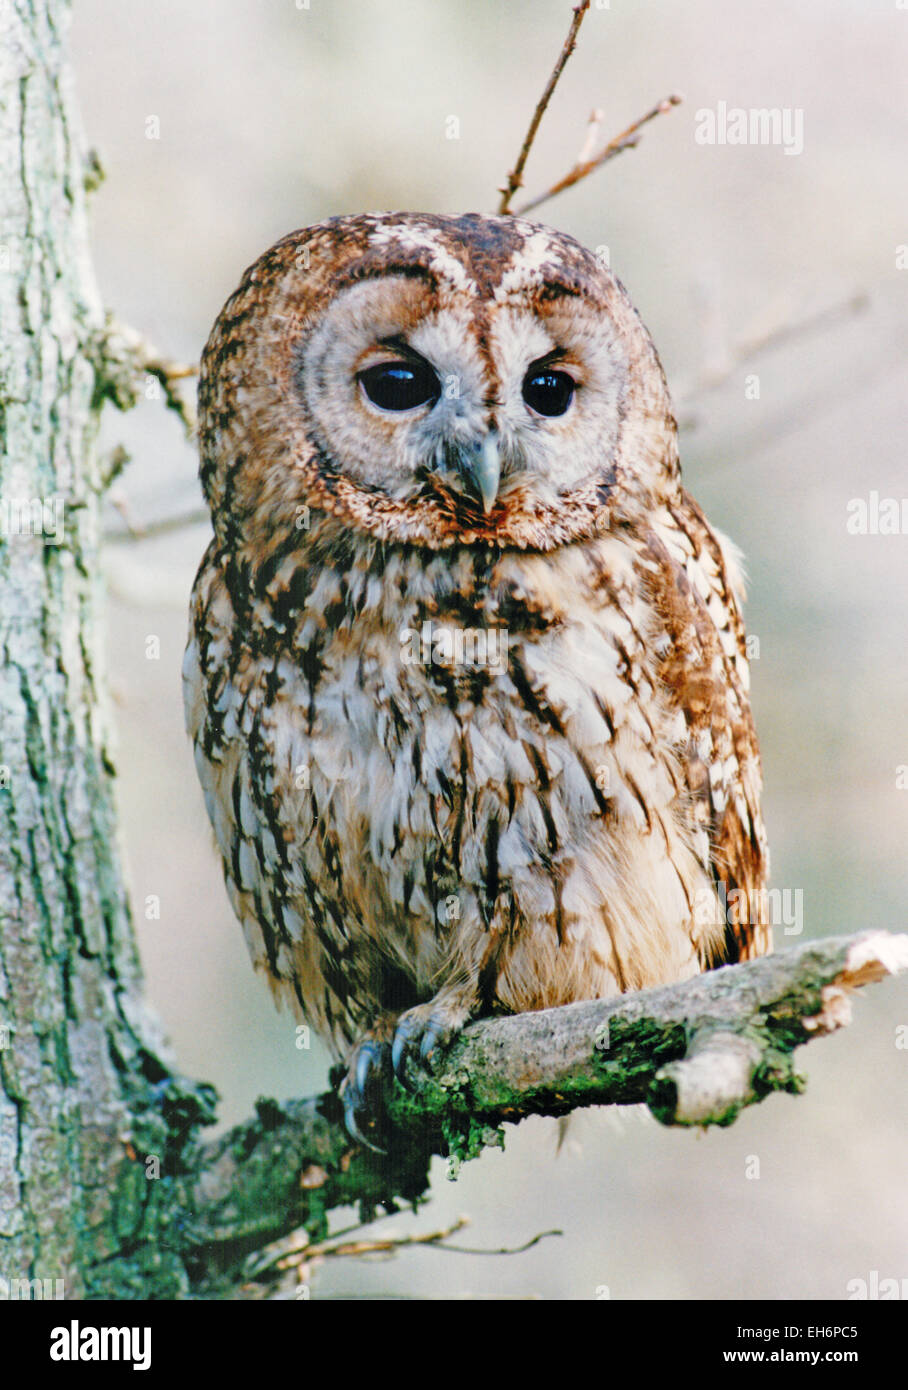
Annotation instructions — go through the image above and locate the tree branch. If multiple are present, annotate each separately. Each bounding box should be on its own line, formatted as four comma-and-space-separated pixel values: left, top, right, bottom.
494, 3, 680, 221
90, 317, 198, 440
497, 1, 591, 216
673, 288, 870, 421
514, 93, 682, 218
103, 501, 209, 543
174, 931, 907, 1295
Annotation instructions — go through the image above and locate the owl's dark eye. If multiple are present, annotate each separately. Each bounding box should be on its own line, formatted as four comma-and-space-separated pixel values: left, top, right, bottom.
359, 360, 440, 412
522, 369, 575, 417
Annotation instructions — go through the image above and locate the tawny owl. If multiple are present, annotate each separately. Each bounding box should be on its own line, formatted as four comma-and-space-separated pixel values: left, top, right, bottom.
183, 212, 769, 1145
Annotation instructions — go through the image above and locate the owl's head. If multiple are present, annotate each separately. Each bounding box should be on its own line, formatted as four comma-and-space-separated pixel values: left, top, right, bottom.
198, 212, 679, 560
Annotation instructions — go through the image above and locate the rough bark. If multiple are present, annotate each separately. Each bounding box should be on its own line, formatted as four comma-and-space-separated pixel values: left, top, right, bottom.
0, 0, 212, 1301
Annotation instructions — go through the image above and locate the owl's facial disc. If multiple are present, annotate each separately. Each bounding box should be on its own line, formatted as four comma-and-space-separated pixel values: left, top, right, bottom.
201, 212, 680, 555
301, 276, 490, 505
299, 274, 604, 519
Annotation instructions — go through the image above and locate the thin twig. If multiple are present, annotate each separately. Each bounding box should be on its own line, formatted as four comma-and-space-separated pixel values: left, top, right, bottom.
106, 483, 143, 540
242, 1213, 562, 1300
515, 94, 682, 217
497, 1, 591, 215
674, 289, 869, 409
690, 346, 896, 480
311, 1217, 471, 1261
437, 1228, 563, 1257
576, 107, 605, 165
241, 1216, 474, 1292
103, 503, 210, 542
142, 357, 198, 437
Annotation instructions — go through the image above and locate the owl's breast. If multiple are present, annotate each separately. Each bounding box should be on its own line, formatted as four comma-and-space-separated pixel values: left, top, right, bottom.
185, 534, 725, 1047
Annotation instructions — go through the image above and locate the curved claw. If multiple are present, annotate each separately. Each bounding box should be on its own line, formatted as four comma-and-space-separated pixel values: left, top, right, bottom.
392, 1008, 456, 1083
341, 1038, 390, 1152
341, 1085, 386, 1153
355, 1039, 384, 1097
391, 1016, 422, 1084
419, 1019, 449, 1066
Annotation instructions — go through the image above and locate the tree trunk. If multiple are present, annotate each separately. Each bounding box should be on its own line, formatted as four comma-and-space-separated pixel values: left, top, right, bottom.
0, 0, 202, 1300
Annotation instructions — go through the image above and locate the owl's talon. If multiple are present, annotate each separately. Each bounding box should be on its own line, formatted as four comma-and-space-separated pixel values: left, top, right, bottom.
342, 1087, 386, 1154
391, 1017, 422, 1084
341, 1037, 391, 1151
419, 1020, 449, 1066
355, 1039, 385, 1097
391, 1005, 461, 1082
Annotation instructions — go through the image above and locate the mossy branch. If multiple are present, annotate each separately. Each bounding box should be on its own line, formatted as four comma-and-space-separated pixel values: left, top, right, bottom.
173, 931, 907, 1295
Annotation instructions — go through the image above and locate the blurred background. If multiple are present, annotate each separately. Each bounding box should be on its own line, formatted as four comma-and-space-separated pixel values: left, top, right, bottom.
70, 0, 907, 1298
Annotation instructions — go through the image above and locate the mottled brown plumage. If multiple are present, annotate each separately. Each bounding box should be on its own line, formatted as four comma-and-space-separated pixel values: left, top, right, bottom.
183, 212, 769, 1142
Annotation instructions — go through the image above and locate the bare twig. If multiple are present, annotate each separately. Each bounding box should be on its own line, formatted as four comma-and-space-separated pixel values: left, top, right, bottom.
138, 348, 198, 437
312, 1216, 471, 1261
99, 444, 131, 491
497, 1, 591, 215
674, 288, 870, 413
515, 94, 683, 217
689, 344, 896, 482
238, 1213, 564, 1298
242, 1214, 473, 1290
103, 502, 209, 543
437, 1228, 563, 1257
576, 107, 605, 165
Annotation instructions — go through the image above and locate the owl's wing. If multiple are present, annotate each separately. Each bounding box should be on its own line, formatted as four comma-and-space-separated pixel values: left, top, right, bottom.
641, 490, 770, 963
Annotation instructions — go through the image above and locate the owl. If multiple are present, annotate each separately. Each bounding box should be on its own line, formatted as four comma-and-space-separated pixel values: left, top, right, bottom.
183, 212, 769, 1146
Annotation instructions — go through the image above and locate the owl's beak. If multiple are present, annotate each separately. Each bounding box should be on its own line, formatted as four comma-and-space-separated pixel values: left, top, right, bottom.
457, 432, 501, 514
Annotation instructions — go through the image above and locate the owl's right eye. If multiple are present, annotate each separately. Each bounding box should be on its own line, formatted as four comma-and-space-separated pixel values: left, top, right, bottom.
358, 361, 440, 413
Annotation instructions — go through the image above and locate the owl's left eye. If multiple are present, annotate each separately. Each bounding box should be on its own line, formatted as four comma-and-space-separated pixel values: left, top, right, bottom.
522, 368, 576, 417
358, 361, 440, 413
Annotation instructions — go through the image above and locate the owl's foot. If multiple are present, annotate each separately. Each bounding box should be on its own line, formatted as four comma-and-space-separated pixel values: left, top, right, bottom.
390, 994, 473, 1086
340, 994, 475, 1147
